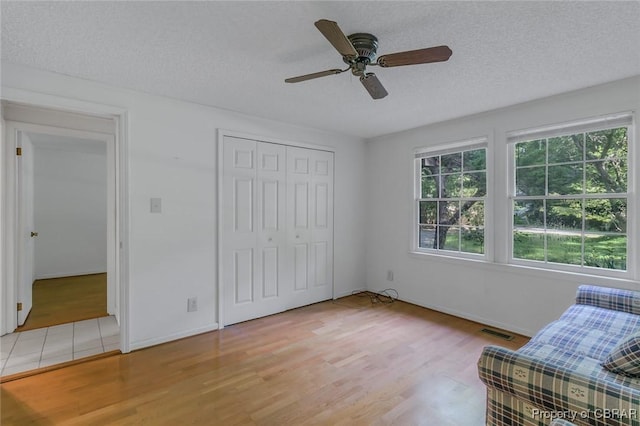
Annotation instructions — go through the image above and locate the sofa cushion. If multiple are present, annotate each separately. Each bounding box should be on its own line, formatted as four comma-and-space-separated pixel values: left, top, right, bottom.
528, 319, 628, 360
560, 304, 640, 336
602, 331, 640, 377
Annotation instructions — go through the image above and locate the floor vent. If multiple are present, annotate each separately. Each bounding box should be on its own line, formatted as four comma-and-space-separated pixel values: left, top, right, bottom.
481, 328, 514, 341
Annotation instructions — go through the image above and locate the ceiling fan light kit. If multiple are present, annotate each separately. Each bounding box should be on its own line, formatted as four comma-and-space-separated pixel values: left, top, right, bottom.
285, 19, 452, 100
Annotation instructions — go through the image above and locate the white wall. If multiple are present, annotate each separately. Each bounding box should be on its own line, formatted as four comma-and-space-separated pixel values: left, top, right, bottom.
33, 144, 107, 279
1, 63, 367, 348
366, 76, 640, 337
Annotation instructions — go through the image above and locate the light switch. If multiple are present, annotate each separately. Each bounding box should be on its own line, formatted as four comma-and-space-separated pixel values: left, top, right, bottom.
150, 197, 162, 213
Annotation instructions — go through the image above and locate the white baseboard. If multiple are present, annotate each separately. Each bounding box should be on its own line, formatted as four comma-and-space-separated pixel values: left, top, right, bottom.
395, 295, 535, 338
129, 323, 219, 352
334, 286, 366, 299
35, 270, 107, 280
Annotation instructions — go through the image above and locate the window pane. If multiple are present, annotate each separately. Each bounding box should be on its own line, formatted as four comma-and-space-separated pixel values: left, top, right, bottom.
441, 153, 462, 173
546, 199, 582, 231
419, 201, 437, 224
548, 134, 583, 164
546, 234, 582, 265
585, 159, 627, 193
442, 174, 461, 198
439, 200, 460, 225
584, 234, 626, 270
419, 225, 437, 249
513, 230, 545, 261
461, 201, 484, 227
516, 139, 546, 166
461, 227, 484, 254
463, 149, 486, 171
421, 173, 439, 198
586, 128, 627, 160
514, 200, 544, 228
462, 172, 486, 197
440, 226, 459, 251
548, 164, 583, 195
422, 156, 440, 173
585, 198, 626, 233
516, 167, 545, 196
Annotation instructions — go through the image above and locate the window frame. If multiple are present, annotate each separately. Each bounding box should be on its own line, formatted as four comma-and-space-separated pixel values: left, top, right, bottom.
413, 137, 490, 260
507, 113, 634, 279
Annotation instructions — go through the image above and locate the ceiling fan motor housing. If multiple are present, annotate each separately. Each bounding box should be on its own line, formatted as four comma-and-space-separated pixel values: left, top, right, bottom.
344, 33, 379, 74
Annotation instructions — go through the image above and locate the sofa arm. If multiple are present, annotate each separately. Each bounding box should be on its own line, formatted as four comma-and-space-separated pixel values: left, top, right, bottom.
478, 345, 640, 426
576, 285, 640, 315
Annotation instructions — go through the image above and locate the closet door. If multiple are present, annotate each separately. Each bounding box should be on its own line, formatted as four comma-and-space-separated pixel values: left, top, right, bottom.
286, 146, 334, 309
222, 137, 333, 326
222, 137, 287, 325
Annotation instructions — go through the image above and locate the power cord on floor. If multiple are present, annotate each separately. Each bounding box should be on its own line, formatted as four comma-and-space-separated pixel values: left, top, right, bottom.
351, 289, 398, 305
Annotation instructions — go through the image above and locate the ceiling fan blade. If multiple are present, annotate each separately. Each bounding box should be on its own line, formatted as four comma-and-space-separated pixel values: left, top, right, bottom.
314, 19, 358, 59
360, 73, 388, 100
285, 68, 344, 83
377, 45, 452, 68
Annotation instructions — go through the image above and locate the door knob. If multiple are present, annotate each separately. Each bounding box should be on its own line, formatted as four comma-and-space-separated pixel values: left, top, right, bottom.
31, 231, 39, 237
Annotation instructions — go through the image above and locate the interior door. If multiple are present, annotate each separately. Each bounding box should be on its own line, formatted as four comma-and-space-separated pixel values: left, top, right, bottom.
286, 146, 334, 309
17, 131, 35, 326
222, 137, 287, 325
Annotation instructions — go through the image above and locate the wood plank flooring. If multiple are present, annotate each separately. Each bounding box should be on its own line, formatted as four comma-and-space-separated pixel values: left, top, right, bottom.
17, 273, 107, 332
1, 295, 526, 425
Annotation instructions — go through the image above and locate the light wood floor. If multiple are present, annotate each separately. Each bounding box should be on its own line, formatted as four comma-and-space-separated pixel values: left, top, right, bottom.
16, 273, 107, 332
1, 295, 526, 425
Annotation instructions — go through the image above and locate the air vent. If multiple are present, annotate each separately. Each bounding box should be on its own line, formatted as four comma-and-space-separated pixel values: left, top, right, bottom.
481, 328, 514, 341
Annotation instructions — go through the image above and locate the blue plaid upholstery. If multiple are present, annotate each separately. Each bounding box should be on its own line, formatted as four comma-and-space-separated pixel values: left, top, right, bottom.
603, 332, 640, 377
576, 285, 640, 316
551, 419, 578, 426
479, 285, 640, 426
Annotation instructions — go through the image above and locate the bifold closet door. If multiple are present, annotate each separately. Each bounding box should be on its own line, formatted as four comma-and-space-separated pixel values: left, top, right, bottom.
222, 137, 288, 325
222, 136, 333, 325
286, 146, 334, 309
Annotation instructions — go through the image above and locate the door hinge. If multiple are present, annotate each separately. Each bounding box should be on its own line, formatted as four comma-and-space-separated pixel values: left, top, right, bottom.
16, 147, 22, 156
17, 302, 22, 311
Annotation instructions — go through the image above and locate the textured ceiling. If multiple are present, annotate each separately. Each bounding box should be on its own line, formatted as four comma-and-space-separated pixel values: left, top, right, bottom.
2, 1, 639, 139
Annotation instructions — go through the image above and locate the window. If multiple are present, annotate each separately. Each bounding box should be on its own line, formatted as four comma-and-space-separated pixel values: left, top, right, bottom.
510, 114, 631, 272
415, 141, 487, 256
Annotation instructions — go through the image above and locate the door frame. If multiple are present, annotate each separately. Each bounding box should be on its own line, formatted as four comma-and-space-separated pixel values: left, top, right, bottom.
1, 89, 130, 353
216, 129, 335, 329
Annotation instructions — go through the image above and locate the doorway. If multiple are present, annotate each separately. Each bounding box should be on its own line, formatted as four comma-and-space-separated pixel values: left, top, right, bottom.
1, 100, 127, 377
16, 131, 110, 331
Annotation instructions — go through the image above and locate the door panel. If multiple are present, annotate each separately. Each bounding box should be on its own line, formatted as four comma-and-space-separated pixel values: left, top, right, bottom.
262, 247, 279, 298
234, 249, 253, 304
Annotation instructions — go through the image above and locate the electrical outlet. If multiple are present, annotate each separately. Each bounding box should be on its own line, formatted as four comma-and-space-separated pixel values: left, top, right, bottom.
387, 270, 394, 281
187, 297, 198, 312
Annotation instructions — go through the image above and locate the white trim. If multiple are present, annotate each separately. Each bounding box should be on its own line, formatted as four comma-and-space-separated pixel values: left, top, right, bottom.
334, 287, 366, 300
34, 270, 107, 280
400, 295, 536, 338
0, 88, 130, 353
218, 128, 336, 153
129, 324, 219, 351
506, 111, 634, 143
414, 137, 487, 158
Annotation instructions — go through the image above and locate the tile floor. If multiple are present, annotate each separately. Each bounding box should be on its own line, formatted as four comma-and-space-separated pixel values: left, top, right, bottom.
0, 316, 120, 377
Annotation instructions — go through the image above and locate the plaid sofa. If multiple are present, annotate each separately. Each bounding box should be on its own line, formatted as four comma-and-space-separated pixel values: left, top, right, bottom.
478, 285, 640, 426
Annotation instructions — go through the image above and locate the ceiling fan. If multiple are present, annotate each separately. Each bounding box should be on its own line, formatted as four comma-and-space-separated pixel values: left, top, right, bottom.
285, 19, 452, 100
